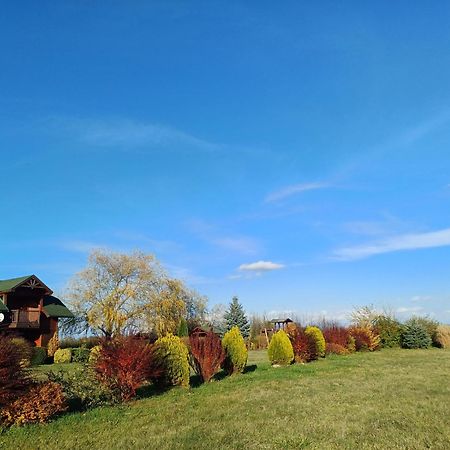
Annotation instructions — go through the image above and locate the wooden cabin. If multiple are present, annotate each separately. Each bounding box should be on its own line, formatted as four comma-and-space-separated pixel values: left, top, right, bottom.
0, 275, 74, 347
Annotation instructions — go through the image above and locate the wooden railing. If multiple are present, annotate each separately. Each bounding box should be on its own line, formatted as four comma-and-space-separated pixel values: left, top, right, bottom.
10, 309, 40, 328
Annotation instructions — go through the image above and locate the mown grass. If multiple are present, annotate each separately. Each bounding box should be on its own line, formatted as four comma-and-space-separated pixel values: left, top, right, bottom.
1, 349, 449, 449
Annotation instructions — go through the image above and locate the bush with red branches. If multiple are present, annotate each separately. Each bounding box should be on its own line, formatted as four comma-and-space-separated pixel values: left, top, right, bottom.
322, 325, 351, 348
189, 331, 225, 382
0, 336, 32, 407
94, 336, 158, 401
290, 328, 318, 363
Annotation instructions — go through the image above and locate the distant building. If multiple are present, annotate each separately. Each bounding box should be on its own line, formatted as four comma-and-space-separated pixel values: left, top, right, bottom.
0, 275, 74, 347
270, 318, 293, 331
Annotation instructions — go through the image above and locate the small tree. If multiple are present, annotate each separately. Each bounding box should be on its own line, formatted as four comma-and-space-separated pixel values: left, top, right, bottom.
268, 330, 294, 366
222, 326, 247, 375
223, 296, 250, 338
401, 320, 433, 349
177, 318, 189, 337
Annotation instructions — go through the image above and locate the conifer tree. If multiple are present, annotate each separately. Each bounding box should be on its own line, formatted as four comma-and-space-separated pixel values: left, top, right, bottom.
223, 296, 250, 338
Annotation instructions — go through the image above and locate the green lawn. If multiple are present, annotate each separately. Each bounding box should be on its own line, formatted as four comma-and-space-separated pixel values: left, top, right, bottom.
1, 349, 449, 449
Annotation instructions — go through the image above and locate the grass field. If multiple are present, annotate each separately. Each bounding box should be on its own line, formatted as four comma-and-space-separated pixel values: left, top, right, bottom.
1, 349, 449, 449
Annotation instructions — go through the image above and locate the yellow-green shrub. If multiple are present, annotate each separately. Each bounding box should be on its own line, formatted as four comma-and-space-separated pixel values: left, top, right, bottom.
305, 326, 326, 357
152, 333, 190, 387
89, 345, 101, 365
435, 325, 450, 349
54, 348, 72, 364
222, 326, 247, 375
268, 330, 294, 366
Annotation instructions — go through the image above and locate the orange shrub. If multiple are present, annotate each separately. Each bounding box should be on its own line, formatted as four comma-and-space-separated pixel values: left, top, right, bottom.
349, 326, 380, 351
325, 342, 349, 355
1, 382, 67, 427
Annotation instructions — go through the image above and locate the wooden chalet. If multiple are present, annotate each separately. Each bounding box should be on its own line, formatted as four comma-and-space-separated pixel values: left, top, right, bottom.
0, 275, 73, 347
270, 318, 293, 331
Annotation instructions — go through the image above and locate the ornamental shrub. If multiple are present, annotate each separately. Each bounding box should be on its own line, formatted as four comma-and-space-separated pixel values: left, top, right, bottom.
222, 326, 248, 375
373, 315, 403, 348
189, 331, 225, 382
47, 332, 59, 357
54, 348, 72, 364
152, 333, 190, 387
89, 345, 102, 365
48, 367, 116, 411
435, 325, 450, 349
95, 336, 158, 401
347, 335, 356, 353
325, 342, 350, 355
401, 320, 432, 349
305, 326, 326, 357
349, 326, 380, 351
72, 347, 91, 363
0, 337, 31, 407
10, 337, 33, 368
31, 347, 47, 366
0, 382, 67, 427
322, 325, 351, 348
290, 328, 317, 362
409, 316, 439, 346
177, 318, 189, 337
268, 330, 294, 366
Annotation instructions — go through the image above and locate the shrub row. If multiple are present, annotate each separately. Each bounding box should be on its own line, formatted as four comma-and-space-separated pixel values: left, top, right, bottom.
1, 327, 249, 428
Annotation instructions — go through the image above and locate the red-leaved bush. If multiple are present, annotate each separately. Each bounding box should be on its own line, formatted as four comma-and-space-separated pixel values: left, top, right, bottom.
289, 328, 318, 363
322, 325, 351, 348
0, 336, 31, 407
189, 331, 225, 382
94, 336, 158, 401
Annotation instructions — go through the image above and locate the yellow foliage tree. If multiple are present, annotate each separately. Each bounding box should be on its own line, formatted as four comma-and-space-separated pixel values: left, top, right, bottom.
65, 250, 205, 338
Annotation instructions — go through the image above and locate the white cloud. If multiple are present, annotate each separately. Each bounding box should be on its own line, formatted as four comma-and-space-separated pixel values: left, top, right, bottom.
396, 306, 424, 314
333, 227, 450, 261
265, 182, 329, 203
238, 260, 285, 271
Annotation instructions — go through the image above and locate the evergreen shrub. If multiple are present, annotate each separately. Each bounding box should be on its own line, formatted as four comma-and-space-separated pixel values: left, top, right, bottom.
54, 348, 72, 364
305, 326, 326, 357
72, 347, 91, 363
31, 347, 47, 366
222, 326, 248, 375
401, 320, 432, 349
152, 333, 190, 387
268, 330, 294, 366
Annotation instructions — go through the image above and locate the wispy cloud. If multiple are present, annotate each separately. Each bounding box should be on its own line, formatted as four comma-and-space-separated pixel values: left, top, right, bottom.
239, 260, 285, 271
411, 295, 432, 303
44, 117, 219, 152
333, 227, 450, 261
396, 306, 424, 314
186, 219, 261, 255
265, 182, 329, 203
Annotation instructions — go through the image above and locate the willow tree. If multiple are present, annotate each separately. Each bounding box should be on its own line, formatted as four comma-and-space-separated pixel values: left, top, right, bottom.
64, 249, 205, 337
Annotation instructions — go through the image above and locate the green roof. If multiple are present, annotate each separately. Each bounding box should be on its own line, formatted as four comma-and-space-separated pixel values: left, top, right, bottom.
0, 299, 8, 313
0, 275, 33, 293
43, 296, 74, 318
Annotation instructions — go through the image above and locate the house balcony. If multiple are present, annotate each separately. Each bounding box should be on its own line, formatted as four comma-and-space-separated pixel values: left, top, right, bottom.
9, 308, 41, 328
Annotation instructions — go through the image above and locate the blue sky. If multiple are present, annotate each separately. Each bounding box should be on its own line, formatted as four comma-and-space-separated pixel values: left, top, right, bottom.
1, 1, 450, 322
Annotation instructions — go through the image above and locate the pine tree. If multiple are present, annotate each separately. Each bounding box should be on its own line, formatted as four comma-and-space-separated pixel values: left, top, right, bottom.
223, 296, 250, 339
